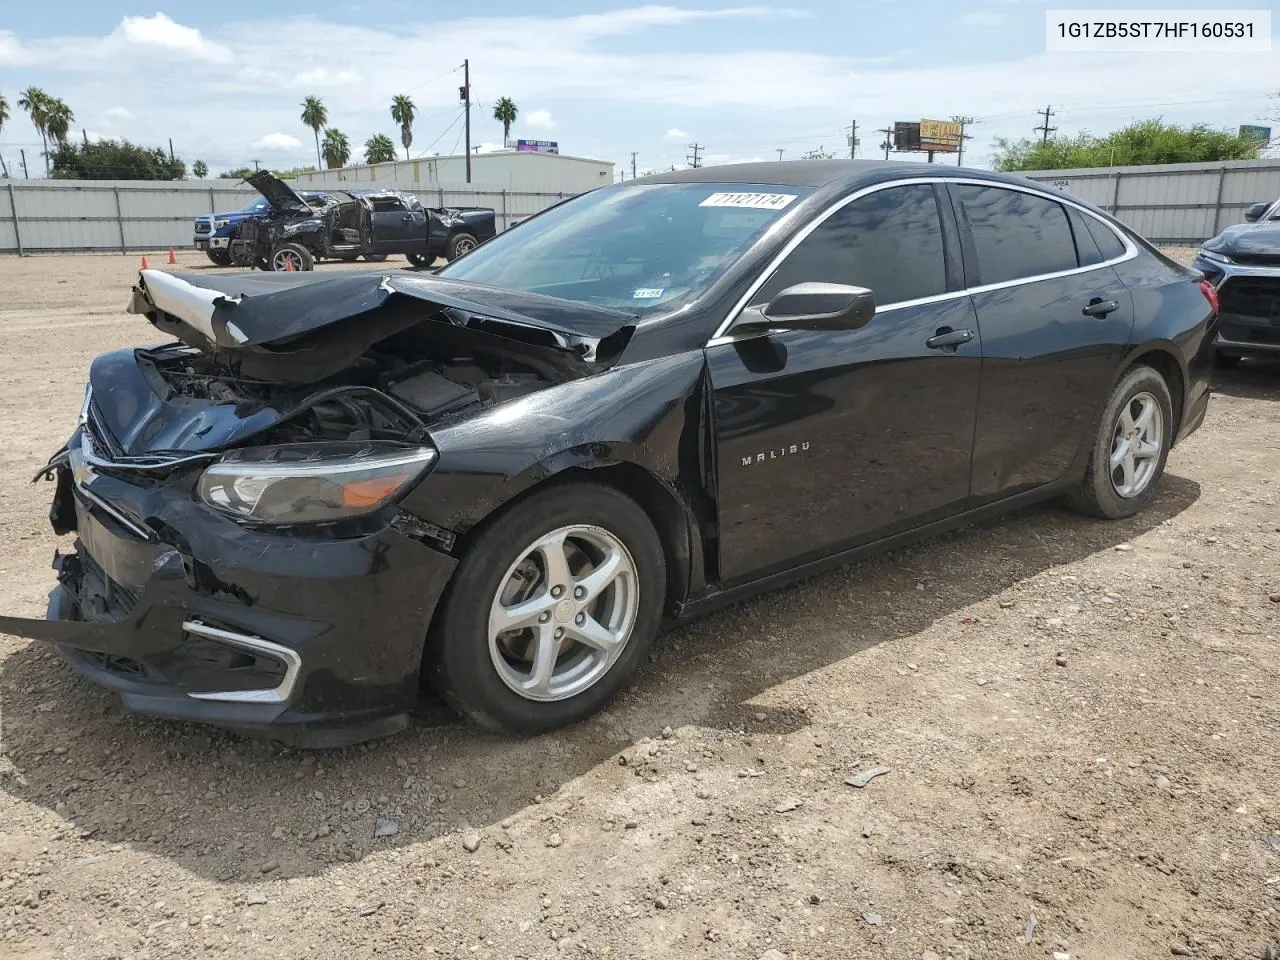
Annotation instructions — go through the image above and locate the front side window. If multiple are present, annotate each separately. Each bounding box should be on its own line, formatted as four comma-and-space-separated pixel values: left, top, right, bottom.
438, 182, 814, 316
953, 184, 1077, 285
753, 184, 946, 308
371, 196, 407, 214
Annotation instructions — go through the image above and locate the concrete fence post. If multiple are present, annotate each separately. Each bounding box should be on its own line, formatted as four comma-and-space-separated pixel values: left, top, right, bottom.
209, 187, 216, 213
501, 189, 507, 231
1211, 166, 1227, 237
113, 185, 127, 254
7, 182, 23, 256
1109, 171, 1122, 215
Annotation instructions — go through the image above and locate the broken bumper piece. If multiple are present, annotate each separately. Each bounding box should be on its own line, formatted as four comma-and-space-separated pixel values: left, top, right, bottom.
0, 460, 458, 747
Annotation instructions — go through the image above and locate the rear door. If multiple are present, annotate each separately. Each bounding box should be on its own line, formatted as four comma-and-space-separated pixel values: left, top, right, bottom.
369, 195, 416, 252
707, 183, 983, 583
946, 183, 1134, 502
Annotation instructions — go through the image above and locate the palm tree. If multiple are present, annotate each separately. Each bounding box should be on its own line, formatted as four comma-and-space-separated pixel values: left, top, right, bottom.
193, 160, 208, 179
321, 128, 351, 169
300, 95, 327, 169
390, 94, 416, 160
364, 133, 396, 165
44, 98, 74, 147
493, 97, 518, 145
17, 86, 50, 175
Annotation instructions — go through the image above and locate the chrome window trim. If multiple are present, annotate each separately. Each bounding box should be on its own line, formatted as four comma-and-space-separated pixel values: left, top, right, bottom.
184, 619, 303, 704
707, 176, 1139, 345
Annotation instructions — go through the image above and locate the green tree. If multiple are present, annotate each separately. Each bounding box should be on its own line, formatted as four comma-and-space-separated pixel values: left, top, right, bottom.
993, 119, 1263, 171
300, 95, 327, 170
17, 86, 50, 175
51, 139, 185, 180
364, 133, 397, 164
390, 94, 416, 160
492, 96, 518, 144
45, 98, 74, 147
192, 159, 209, 178
321, 128, 351, 169
219, 166, 255, 180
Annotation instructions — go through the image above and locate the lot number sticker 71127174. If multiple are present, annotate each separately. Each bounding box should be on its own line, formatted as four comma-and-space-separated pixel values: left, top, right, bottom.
699, 192, 798, 210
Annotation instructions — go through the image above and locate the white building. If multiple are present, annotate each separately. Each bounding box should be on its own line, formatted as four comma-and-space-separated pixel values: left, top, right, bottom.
294, 149, 612, 194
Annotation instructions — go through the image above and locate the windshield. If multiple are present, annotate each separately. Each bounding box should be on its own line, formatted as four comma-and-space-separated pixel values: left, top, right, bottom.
238, 197, 271, 214
437, 182, 814, 315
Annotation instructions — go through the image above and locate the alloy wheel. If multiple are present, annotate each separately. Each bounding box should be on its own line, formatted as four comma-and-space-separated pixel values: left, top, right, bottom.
272, 249, 304, 271
1109, 391, 1163, 498
487, 525, 639, 702
454, 237, 476, 256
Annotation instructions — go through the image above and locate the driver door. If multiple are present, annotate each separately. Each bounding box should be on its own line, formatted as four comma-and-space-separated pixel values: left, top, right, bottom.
369, 195, 416, 253
707, 183, 983, 583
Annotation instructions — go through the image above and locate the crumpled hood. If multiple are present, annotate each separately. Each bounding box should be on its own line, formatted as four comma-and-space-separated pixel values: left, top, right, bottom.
246, 170, 312, 215
1207, 221, 1280, 257
130, 269, 638, 383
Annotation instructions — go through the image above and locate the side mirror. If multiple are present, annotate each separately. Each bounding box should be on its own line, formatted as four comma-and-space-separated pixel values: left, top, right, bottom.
1244, 202, 1269, 222
735, 282, 877, 334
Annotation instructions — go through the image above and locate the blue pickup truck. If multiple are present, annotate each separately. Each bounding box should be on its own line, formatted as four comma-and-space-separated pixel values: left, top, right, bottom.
193, 189, 338, 265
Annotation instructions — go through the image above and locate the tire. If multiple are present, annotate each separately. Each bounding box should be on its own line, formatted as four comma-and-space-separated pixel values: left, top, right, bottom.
1214, 350, 1242, 369
406, 252, 432, 268
1065, 365, 1174, 520
428, 482, 665, 733
269, 242, 315, 272
362, 252, 388, 263
205, 248, 231, 266
446, 232, 478, 261
336, 253, 359, 262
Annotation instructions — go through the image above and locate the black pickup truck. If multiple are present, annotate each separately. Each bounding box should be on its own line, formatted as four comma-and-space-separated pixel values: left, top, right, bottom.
229, 171, 497, 271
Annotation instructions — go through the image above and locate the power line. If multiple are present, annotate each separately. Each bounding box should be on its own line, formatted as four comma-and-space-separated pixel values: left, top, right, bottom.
415, 110, 464, 157
1034, 105, 1057, 143
687, 142, 703, 168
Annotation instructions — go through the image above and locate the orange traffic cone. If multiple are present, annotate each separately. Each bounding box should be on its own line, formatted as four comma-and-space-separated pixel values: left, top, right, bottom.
140, 254, 149, 269
284, 256, 295, 272
168, 247, 176, 265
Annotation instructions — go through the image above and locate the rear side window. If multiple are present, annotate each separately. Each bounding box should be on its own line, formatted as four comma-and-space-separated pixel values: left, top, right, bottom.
1084, 216, 1127, 260
371, 196, 406, 213
1068, 208, 1104, 267
953, 185, 1077, 285
755, 184, 945, 307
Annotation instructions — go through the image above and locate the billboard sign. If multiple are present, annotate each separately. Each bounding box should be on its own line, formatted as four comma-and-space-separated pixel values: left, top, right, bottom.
919, 118, 963, 152
516, 139, 559, 154
893, 122, 920, 152
1240, 124, 1272, 143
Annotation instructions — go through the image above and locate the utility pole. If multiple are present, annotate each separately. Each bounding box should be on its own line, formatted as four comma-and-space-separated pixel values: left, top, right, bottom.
252, 158, 261, 171
687, 143, 703, 168
1034, 105, 1056, 144
82, 128, 89, 146
630, 152, 638, 180
168, 138, 175, 163
877, 127, 892, 160
776, 148, 785, 161
847, 120, 859, 159
951, 115, 976, 167
20, 149, 29, 178
461, 59, 472, 183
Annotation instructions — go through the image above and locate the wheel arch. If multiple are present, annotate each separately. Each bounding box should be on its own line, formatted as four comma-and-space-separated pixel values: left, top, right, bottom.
1120, 343, 1186, 441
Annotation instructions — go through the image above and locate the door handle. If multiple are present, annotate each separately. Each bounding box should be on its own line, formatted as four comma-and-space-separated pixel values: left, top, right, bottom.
1082, 298, 1120, 318
925, 327, 975, 351
400, 214, 413, 221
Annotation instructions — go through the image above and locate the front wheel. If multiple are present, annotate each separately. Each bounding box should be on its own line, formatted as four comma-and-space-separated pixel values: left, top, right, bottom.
362, 252, 388, 263
428, 483, 665, 733
205, 248, 231, 266
1065, 365, 1173, 520
406, 252, 433, 268
446, 232, 478, 261
269, 242, 315, 272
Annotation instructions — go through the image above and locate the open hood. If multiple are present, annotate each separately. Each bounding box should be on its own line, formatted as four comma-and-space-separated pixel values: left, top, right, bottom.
245, 170, 312, 215
129, 269, 638, 383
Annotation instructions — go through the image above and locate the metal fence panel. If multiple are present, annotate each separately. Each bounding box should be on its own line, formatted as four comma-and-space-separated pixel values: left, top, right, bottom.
0, 179, 585, 254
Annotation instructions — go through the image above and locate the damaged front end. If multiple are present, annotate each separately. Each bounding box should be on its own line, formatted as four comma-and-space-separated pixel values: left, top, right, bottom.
0, 269, 638, 745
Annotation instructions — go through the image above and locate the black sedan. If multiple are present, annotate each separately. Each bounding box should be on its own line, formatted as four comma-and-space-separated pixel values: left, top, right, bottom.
1193, 196, 1280, 366
0, 161, 1216, 745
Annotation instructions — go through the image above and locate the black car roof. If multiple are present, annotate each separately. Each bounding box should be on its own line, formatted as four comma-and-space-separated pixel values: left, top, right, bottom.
633, 159, 1049, 192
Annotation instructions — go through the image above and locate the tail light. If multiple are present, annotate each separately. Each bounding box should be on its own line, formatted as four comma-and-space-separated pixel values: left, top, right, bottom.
1198, 278, 1219, 315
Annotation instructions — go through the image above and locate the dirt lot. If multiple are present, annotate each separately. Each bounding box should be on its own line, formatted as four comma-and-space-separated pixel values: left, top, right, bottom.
1, 250, 1279, 960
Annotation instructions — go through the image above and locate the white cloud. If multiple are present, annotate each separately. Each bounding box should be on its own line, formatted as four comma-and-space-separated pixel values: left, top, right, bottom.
663, 127, 688, 140
112, 13, 232, 64
104, 106, 134, 121
251, 133, 304, 151
961, 10, 1005, 27
525, 109, 555, 130
292, 67, 362, 87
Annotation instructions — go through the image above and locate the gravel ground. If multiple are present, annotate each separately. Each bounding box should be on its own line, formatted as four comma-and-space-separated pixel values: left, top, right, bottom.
2, 250, 1279, 960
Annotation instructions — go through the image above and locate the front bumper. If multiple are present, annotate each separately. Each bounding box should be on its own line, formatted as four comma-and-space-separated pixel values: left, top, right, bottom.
193, 235, 229, 250
1193, 253, 1280, 355
0, 442, 458, 745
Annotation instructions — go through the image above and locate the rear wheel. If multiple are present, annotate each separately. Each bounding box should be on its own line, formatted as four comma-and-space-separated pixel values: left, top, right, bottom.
1215, 350, 1242, 368
362, 252, 388, 263
446, 232, 478, 261
1065, 365, 1173, 520
406, 252, 433, 268
205, 249, 231, 266
269, 242, 315, 272
428, 483, 664, 733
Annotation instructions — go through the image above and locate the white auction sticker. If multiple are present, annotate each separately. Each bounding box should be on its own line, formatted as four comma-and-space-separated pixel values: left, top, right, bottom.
1046, 10, 1271, 52
632, 288, 665, 299
699, 192, 798, 210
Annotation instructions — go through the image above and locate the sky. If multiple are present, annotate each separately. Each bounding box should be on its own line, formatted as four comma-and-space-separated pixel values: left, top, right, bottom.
0, 0, 1276, 178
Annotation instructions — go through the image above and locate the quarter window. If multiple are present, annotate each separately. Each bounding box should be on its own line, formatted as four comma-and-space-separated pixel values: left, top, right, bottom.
1068, 208, 1105, 267
754, 184, 946, 308
953, 185, 1077, 285
1084, 216, 1126, 261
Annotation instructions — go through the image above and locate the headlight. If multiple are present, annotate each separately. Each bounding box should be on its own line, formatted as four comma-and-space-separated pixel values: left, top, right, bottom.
197, 443, 436, 524
1199, 247, 1231, 264
214, 219, 230, 229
